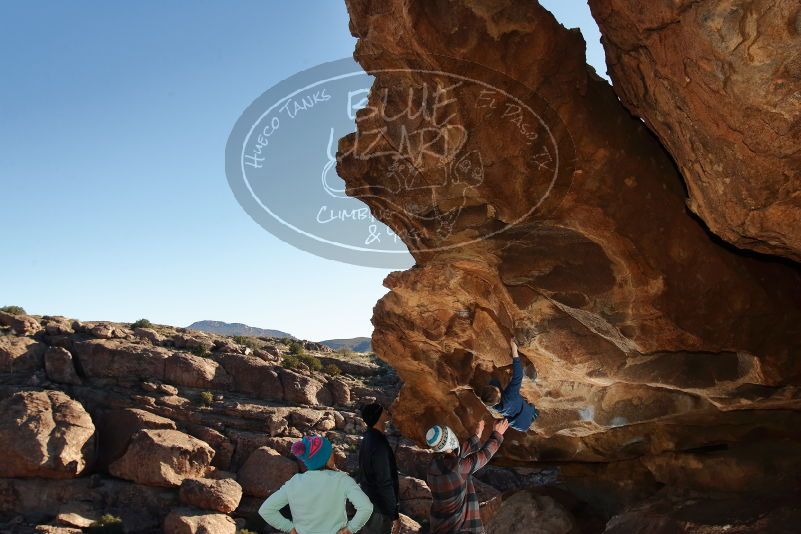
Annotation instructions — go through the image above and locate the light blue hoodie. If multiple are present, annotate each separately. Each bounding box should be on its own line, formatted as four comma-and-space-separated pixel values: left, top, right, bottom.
258, 469, 373, 534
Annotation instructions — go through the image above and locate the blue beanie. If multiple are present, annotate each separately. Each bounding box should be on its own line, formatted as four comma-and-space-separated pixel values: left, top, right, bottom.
291, 435, 333, 470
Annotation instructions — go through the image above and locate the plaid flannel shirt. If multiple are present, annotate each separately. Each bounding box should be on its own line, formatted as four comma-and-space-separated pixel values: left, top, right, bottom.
426, 430, 503, 533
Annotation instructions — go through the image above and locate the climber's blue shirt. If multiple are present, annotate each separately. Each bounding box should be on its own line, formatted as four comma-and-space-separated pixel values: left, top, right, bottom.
492, 357, 539, 431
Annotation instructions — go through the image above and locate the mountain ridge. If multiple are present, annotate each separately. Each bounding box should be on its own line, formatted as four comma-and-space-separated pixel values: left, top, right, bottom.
187, 320, 372, 352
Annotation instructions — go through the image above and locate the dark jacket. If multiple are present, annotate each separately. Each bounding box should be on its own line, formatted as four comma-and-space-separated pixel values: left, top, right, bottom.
358, 427, 400, 519
493, 357, 539, 431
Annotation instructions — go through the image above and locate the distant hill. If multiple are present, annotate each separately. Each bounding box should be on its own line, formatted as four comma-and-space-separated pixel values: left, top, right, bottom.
320, 337, 372, 353
187, 320, 294, 339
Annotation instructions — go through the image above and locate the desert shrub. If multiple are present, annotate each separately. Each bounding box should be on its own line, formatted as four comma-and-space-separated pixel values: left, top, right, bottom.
282, 353, 322, 371
190, 345, 211, 358
299, 354, 322, 371
199, 391, 214, 407
279, 336, 292, 345
282, 354, 301, 369
324, 363, 342, 376
130, 318, 153, 329
232, 335, 260, 350
336, 347, 352, 357
87, 514, 124, 533
0, 305, 25, 315
287, 340, 305, 355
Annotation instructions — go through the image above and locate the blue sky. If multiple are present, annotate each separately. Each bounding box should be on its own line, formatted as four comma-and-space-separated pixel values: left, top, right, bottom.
0, 1, 607, 341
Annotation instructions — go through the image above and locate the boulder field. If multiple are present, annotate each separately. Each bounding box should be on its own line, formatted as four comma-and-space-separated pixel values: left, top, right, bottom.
0, 314, 435, 533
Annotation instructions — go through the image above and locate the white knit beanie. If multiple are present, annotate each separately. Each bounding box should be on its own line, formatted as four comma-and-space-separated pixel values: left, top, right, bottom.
426, 425, 459, 452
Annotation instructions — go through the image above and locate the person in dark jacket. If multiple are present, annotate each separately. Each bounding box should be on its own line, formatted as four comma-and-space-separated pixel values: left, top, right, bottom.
358, 403, 401, 534
478, 337, 539, 431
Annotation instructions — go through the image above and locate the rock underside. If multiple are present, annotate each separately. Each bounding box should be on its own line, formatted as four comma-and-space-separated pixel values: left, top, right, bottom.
338, 0, 801, 530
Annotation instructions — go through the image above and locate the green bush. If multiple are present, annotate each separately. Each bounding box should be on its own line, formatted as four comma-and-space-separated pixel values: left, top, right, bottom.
130, 318, 153, 329
299, 354, 322, 371
87, 514, 124, 533
190, 345, 211, 358
336, 347, 352, 357
282, 353, 322, 371
282, 354, 301, 369
0, 305, 26, 315
232, 336, 260, 350
324, 363, 342, 376
287, 340, 305, 355
199, 391, 214, 407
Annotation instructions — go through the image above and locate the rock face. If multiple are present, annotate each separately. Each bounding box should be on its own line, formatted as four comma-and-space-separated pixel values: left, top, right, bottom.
109, 429, 215, 487
339, 0, 801, 523
588, 0, 801, 262
237, 446, 298, 498
44, 347, 82, 385
179, 477, 243, 513
163, 508, 236, 534
0, 390, 95, 478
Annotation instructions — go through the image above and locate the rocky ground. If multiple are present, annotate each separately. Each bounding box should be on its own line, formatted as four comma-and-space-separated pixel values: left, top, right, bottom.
3, 309, 799, 533
0, 310, 446, 533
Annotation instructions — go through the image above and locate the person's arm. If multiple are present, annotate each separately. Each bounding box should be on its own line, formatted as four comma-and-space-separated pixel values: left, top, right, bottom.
505, 342, 524, 395
458, 419, 508, 476
459, 419, 484, 458
370, 444, 400, 519
344, 474, 374, 532
257, 484, 295, 533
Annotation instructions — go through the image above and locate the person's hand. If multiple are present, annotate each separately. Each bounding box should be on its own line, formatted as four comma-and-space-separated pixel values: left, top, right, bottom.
290, 529, 298, 534
509, 337, 519, 358
392, 518, 402, 534
475, 419, 485, 438
493, 418, 510, 435
337, 528, 352, 534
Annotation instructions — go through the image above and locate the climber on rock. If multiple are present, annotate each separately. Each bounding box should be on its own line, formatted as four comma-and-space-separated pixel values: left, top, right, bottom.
478, 337, 540, 431
425, 418, 509, 533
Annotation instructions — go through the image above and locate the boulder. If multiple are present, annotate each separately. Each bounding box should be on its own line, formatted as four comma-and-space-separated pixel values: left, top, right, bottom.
398, 476, 431, 520
588, 0, 801, 262
280, 368, 331, 406
216, 352, 283, 400
327, 377, 352, 405
42, 316, 75, 336
109, 429, 214, 487
340, 0, 801, 468
44, 347, 82, 385
0, 336, 46, 374
172, 333, 214, 352
165, 352, 232, 389
72, 339, 171, 381
0, 390, 95, 478
179, 477, 242, 513
398, 514, 423, 534
237, 446, 298, 498
96, 408, 177, 470
134, 327, 165, 344
89, 322, 121, 339
486, 490, 578, 534
34, 526, 82, 534
0, 311, 42, 335
163, 508, 236, 534
54, 501, 99, 528
186, 425, 234, 470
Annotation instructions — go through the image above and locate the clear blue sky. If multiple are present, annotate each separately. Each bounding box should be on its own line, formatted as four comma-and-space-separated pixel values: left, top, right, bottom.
0, 1, 606, 341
